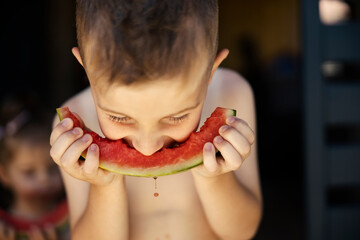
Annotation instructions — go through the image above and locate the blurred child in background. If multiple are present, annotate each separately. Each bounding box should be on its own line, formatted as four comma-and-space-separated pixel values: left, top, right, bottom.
0, 97, 69, 240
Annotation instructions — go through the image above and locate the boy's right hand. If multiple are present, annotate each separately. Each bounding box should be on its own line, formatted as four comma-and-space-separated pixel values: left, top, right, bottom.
50, 118, 121, 185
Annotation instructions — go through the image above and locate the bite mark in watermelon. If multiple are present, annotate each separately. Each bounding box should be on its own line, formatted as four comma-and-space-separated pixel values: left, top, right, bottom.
56, 107, 236, 177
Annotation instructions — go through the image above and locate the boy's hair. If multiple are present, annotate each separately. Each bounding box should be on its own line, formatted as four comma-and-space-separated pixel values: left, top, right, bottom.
76, 0, 219, 85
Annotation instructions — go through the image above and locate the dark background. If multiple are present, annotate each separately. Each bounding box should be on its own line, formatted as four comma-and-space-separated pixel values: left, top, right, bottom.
218, 1, 303, 239
1, 1, 359, 239
0, 0, 304, 239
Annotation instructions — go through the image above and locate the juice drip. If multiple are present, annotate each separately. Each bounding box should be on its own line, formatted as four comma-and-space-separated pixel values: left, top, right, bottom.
153, 177, 159, 197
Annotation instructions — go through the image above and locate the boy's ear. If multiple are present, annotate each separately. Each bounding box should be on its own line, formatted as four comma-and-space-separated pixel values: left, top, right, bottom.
72, 47, 84, 67
208, 49, 229, 84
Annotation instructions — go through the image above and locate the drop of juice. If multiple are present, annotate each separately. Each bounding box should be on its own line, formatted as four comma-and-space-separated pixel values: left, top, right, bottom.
153, 176, 159, 197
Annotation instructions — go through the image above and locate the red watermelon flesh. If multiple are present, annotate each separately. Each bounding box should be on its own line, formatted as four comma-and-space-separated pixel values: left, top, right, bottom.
57, 107, 236, 177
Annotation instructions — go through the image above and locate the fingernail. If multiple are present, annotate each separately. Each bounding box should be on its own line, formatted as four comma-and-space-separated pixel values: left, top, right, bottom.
227, 116, 235, 124
219, 125, 229, 133
72, 128, 82, 135
90, 144, 98, 151
204, 142, 212, 151
81, 134, 91, 142
214, 136, 223, 144
62, 118, 71, 127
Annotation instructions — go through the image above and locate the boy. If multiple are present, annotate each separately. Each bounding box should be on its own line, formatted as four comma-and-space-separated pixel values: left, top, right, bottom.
50, 0, 262, 239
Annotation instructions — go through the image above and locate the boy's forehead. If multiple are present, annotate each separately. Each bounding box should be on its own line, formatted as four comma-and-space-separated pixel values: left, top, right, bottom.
90, 69, 208, 118
89, 49, 211, 91
82, 37, 212, 86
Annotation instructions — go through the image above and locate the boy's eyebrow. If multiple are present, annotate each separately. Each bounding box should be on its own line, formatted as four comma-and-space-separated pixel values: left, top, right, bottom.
166, 102, 200, 116
98, 105, 130, 117
99, 102, 200, 117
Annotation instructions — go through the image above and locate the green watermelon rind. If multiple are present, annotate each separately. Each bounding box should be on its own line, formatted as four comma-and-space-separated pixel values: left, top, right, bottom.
57, 108, 236, 177
99, 153, 204, 177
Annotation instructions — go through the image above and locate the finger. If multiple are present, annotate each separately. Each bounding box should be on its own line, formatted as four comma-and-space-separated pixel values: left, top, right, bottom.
44, 225, 57, 240
95, 166, 118, 185
29, 226, 45, 240
213, 136, 242, 171
82, 144, 100, 179
50, 118, 74, 146
219, 125, 252, 160
50, 127, 84, 164
226, 116, 255, 144
60, 133, 92, 174
202, 142, 218, 173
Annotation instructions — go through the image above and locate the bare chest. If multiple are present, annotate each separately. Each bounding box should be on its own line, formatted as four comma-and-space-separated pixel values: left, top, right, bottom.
125, 172, 218, 240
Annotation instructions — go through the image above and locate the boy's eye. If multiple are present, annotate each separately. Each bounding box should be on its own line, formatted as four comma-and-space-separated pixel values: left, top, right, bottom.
168, 114, 188, 124
108, 114, 188, 125
108, 115, 131, 123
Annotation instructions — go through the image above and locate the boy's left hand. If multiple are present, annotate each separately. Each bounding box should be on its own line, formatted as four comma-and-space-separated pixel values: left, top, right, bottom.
192, 116, 255, 178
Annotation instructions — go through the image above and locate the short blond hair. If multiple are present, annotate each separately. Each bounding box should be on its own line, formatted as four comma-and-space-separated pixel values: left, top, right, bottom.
75, 0, 219, 85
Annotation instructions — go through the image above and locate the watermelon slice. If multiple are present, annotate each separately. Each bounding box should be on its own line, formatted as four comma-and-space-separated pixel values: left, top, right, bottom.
57, 107, 236, 177
0, 200, 69, 239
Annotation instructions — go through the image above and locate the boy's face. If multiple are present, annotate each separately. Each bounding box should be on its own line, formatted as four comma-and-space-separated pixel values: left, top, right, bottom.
73, 46, 228, 156
90, 69, 208, 156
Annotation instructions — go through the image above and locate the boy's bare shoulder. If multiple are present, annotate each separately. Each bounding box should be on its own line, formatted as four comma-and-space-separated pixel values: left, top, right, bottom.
211, 67, 253, 101
53, 87, 97, 128
61, 87, 95, 117
205, 67, 255, 128
209, 68, 254, 110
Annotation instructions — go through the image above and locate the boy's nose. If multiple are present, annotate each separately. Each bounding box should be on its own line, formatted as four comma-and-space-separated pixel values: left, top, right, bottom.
132, 135, 163, 156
